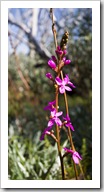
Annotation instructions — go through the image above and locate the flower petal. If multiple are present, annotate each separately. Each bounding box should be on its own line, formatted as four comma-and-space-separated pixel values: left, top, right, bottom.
69, 123, 75, 131
40, 126, 52, 140
72, 154, 79, 164
44, 100, 56, 111
55, 46, 63, 55
59, 86, 65, 94
51, 109, 56, 117
68, 81, 76, 88
63, 57, 66, 62
64, 59, 71, 65
55, 77, 62, 85
74, 151, 82, 160
48, 119, 54, 127
63, 148, 73, 154
51, 55, 57, 62
64, 86, 72, 92
66, 114, 70, 121
64, 74, 70, 84
46, 73, 53, 79
63, 50, 67, 55
44, 106, 51, 111
49, 100, 56, 106
56, 111, 63, 117
56, 46, 60, 50
54, 117, 62, 126
48, 60, 56, 69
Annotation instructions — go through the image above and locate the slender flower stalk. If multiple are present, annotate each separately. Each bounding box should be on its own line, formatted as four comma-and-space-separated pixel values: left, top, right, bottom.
50, 8, 65, 180
51, 9, 85, 180
50, 9, 79, 179
60, 70, 79, 179
40, 8, 85, 180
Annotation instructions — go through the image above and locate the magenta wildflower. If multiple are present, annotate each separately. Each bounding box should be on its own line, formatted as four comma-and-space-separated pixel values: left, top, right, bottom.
48, 109, 63, 126
55, 46, 67, 56
51, 55, 57, 62
44, 100, 56, 111
40, 126, 52, 140
55, 74, 75, 94
63, 115, 74, 131
64, 148, 82, 164
63, 49, 67, 55
63, 57, 71, 65
46, 73, 53, 80
48, 59, 56, 69
55, 46, 63, 55
66, 75, 75, 88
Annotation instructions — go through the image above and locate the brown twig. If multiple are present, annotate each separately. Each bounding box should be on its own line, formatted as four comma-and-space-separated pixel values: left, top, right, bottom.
50, 8, 57, 48
9, 32, 30, 90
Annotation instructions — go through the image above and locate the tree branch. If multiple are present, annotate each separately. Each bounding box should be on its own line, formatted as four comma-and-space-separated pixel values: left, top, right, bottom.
8, 13, 51, 60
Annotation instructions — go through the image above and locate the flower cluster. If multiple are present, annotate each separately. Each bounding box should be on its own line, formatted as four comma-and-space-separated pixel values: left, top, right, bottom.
40, 46, 82, 165
40, 100, 63, 140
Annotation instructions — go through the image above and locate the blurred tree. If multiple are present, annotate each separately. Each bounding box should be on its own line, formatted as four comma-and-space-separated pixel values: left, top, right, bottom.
8, 8, 92, 97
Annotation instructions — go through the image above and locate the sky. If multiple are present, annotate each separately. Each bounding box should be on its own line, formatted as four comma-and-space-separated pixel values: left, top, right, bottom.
8, 8, 92, 55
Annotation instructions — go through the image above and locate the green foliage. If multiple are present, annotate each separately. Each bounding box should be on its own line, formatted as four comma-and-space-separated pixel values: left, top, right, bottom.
8, 127, 91, 180
8, 130, 61, 180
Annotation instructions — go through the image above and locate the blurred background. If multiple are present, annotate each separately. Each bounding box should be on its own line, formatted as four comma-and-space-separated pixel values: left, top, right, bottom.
8, 8, 92, 180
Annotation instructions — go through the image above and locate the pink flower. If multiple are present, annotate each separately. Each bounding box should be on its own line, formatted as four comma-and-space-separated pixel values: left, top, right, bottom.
55, 46, 67, 56
63, 115, 74, 131
63, 49, 67, 55
48, 55, 57, 70
55, 74, 75, 94
48, 109, 63, 126
63, 57, 71, 65
44, 100, 56, 111
46, 73, 53, 80
64, 148, 82, 164
48, 59, 56, 69
55, 46, 63, 55
51, 55, 57, 62
40, 126, 52, 140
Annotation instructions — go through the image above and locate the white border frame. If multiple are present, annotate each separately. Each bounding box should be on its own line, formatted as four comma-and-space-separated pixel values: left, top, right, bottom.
1, 0, 100, 189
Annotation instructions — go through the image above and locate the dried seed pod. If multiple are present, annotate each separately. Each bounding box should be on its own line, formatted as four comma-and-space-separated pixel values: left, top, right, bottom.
60, 31, 69, 50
